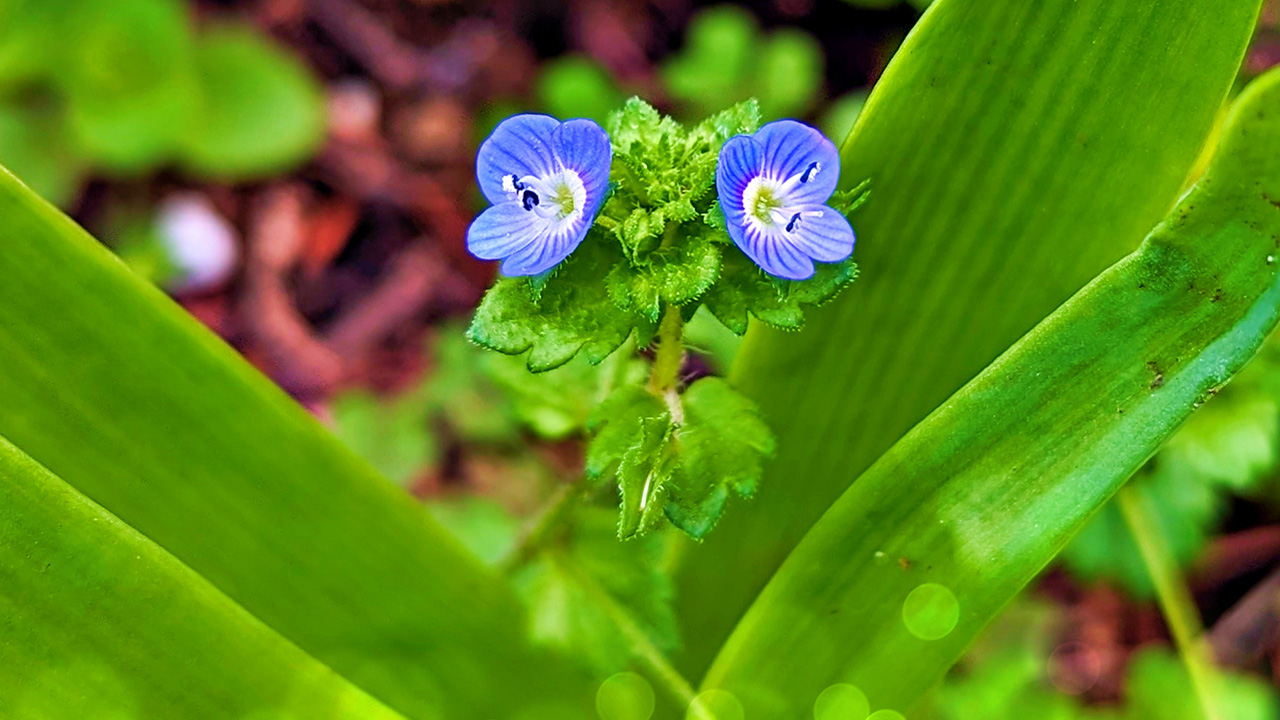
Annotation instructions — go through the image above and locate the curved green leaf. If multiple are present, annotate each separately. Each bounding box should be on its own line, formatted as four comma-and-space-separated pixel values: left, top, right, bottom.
0, 436, 404, 720
0, 172, 594, 717
702, 66, 1280, 718
674, 0, 1262, 676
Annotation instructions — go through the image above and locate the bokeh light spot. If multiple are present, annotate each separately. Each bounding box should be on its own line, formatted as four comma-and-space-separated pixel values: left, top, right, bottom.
1047, 641, 1103, 695
686, 689, 745, 720
596, 672, 655, 720
867, 711, 906, 720
902, 582, 960, 640
814, 683, 870, 719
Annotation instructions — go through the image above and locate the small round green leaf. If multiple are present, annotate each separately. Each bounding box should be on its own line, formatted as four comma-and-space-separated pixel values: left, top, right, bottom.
181, 25, 326, 179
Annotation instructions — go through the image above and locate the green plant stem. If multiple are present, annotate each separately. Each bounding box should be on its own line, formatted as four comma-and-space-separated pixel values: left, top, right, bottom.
649, 304, 686, 396
1118, 483, 1221, 720
552, 550, 698, 708
498, 481, 586, 575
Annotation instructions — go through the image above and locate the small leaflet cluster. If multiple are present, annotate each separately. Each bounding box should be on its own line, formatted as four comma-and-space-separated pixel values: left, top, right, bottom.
467, 98, 868, 539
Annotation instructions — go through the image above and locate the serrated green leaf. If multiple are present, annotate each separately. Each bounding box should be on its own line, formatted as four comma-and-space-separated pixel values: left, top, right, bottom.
665, 479, 729, 541
586, 385, 669, 481
606, 238, 722, 321
607, 97, 680, 156
618, 416, 676, 539
469, 238, 647, 372
619, 208, 665, 259
704, 202, 727, 230
662, 198, 699, 224
689, 99, 762, 148
605, 97, 737, 229
703, 251, 858, 334
664, 378, 774, 539
683, 377, 775, 464
828, 179, 873, 217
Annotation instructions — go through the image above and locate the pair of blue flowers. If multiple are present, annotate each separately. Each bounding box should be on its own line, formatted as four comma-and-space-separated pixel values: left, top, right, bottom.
466, 114, 855, 281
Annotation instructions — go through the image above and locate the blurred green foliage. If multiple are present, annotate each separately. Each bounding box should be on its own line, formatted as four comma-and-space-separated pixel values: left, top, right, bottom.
820, 90, 867, 146
515, 506, 678, 676
924, 599, 1279, 720
330, 391, 438, 489
661, 5, 824, 120
182, 25, 327, 179
331, 324, 644, 486
0, 0, 325, 205
536, 55, 626, 125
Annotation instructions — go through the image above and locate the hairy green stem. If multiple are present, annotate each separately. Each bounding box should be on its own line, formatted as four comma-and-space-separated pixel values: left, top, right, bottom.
498, 481, 586, 576
649, 304, 686, 396
552, 550, 698, 708
1118, 483, 1221, 720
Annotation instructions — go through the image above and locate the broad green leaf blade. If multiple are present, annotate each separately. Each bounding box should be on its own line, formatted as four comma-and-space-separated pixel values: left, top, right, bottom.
702, 67, 1280, 718
0, 172, 593, 718
0, 436, 404, 720
674, 0, 1261, 675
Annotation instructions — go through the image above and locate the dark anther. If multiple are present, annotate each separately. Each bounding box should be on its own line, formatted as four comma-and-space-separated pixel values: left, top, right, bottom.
785, 212, 802, 232
522, 189, 540, 211
800, 162, 820, 183
508, 174, 525, 191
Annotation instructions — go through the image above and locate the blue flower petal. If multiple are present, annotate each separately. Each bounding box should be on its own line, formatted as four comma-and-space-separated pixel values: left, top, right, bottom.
499, 227, 575, 276
551, 119, 612, 218
466, 201, 592, 277
755, 120, 839, 205
791, 205, 856, 263
738, 224, 817, 281
475, 114, 560, 205
716, 134, 764, 223
467, 201, 543, 261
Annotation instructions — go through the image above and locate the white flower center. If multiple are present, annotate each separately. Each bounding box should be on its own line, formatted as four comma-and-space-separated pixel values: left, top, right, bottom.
504, 168, 587, 233
741, 164, 824, 235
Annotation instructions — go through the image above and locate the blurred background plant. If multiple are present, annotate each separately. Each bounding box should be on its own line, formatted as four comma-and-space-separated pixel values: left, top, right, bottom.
3, 0, 1280, 717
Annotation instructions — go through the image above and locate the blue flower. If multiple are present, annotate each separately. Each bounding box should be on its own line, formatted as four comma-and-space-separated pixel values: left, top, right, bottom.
716, 120, 855, 280
467, 114, 612, 276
